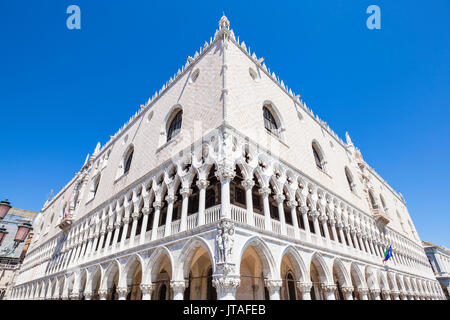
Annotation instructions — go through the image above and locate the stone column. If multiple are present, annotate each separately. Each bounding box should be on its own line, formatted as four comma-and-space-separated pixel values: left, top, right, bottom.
179, 188, 191, 231
120, 209, 131, 248
274, 194, 287, 235
344, 227, 353, 247
116, 287, 129, 300
287, 200, 299, 238
297, 282, 313, 300
370, 289, 381, 300
216, 165, 235, 220
139, 208, 151, 244
98, 289, 108, 300
196, 179, 209, 226
391, 290, 400, 300
329, 218, 338, 242
382, 290, 391, 300
259, 187, 272, 232
84, 291, 93, 300
164, 194, 176, 237
151, 201, 162, 241
337, 223, 345, 244
104, 224, 114, 251
300, 206, 310, 234
140, 284, 154, 300
171, 280, 188, 300
212, 275, 240, 300
322, 284, 337, 300
241, 179, 255, 226
311, 210, 321, 236
96, 230, 106, 256
129, 209, 141, 245
69, 292, 81, 300
265, 280, 283, 300
320, 215, 330, 239
357, 288, 369, 300
351, 229, 360, 250
341, 287, 354, 300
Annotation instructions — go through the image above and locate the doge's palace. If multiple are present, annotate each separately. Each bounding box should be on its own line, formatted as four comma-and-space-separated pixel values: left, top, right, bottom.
8, 16, 445, 301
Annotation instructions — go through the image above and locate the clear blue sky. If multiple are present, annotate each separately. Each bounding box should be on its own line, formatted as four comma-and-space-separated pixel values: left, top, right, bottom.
1, 1, 449, 247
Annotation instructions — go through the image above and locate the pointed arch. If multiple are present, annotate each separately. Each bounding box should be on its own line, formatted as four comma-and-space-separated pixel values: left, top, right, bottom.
177, 236, 215, 280
238, 236, 277, 279
143, 246, 174, 285
310, 252, 333, 284
332, 258, 352, 287
279, 246, 308, 282
350, 262, 367, 289
120, 254, 145, 288
100, 259, 121, 291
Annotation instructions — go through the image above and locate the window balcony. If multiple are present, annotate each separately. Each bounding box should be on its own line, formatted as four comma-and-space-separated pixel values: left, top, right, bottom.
372, 208, 391, 226
58, 214, 73, 231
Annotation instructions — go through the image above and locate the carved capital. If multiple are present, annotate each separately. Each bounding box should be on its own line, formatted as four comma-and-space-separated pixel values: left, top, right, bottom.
297, 282, 313, 293
299, 206, 308, 215
264, 279, 283, 289
180, 188, 192, 197
165, 194, 177, 203
356, 288, 369, 295
116, 287, 129, 298
212, 275, 240, 290
273, 194, 285, 204
215, 165, 235, 182
122, 217, 131, 224
286, 200, 298, 209
341, 286, 354, 294
84, 291, 93, 300
322, 284, 337, 293
328, 218, 336, 226
153, 201, 163, 210
114, 221, 122, 229
140, 284, 154, 295
170, 280, 188, 291
241, 179, 255, 190
98, 290, 108, 300
258, 187, 271, 196
142, 207, 151, 215
106, 225, 114, 232
196, 179, 210, 189
131, 211, 141, 220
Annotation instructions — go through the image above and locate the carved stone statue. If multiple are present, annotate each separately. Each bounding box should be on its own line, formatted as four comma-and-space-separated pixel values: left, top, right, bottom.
216, 221, 235, 263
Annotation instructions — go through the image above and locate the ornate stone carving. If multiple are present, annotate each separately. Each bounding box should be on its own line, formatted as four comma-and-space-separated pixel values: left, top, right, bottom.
153, 200, 163, 210
258, 187, 271, 196
241, 179, 255, 190
286, 200, 298, 208
97, 290, 108, 299
297, 282, 313, 292
212, 275, 240, 291
321, 284, 337, 293
140, 284, 154, 295
341, 286, 354, 294
196, 179, 210, 189
274, 194, 285, 204
170, 280, 188, 290
264, 279, 283, 289
216, 221, 235, 263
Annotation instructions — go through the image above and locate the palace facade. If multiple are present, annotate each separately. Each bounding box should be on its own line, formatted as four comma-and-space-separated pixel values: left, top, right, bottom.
8, 16, 446, 301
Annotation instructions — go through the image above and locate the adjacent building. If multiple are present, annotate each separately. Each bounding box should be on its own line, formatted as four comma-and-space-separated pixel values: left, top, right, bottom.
0, 207, 37, 299
423, 241, 450, 299
8, 16, 446, 300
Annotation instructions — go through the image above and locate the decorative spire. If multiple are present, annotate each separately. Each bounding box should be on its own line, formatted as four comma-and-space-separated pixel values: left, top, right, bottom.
219, 14, 230, 30
345, 131, 353, 146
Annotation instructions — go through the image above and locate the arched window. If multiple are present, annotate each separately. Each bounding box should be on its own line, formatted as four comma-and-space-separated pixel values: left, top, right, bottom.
124, 148, 133, 174
312, 143, 325, 170
345, 168, 355, 192
88, 174, 101, 201
263, 105, 280, 138
368, 191, 378, 210
286, 272, 297, 300
380, 194, 388, 212
167, 110, 183, 142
